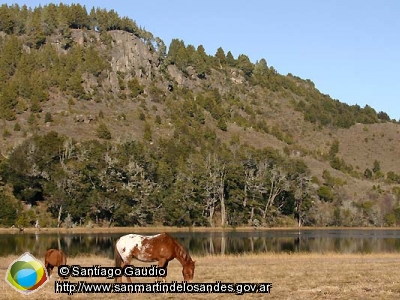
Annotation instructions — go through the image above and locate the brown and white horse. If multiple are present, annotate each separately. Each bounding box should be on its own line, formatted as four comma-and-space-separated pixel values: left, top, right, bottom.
44, 249, 67, 279
114, 232, 195, 283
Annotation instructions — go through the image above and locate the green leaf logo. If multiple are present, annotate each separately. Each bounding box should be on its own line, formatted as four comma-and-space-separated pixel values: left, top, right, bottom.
5, 252, 49, 294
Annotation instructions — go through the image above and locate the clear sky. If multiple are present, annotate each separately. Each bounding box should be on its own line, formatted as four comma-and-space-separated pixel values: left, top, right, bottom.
10, 1, 400, 121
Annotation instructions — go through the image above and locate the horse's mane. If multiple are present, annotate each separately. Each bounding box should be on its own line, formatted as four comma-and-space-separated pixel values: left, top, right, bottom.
172, 236, 193, 265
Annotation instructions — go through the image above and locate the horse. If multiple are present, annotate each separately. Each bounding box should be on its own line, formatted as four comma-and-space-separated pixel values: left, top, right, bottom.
114, 232, 195, 283
44, 249, 67, 279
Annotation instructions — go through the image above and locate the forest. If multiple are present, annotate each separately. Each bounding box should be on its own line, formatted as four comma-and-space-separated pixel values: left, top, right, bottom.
1, 3, 399, 229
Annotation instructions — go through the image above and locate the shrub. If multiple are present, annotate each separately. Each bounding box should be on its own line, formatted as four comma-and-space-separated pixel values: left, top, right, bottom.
96, 123, 111, 140
318, 186, 334, 202
44, 112, 53, 123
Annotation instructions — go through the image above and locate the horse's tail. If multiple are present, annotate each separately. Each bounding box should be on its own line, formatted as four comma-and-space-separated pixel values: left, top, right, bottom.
114, 238, 122, 267
46, 265, 52, 277
44, 249, 55, 277
45, 257, 51, 277
114, 238, 123, 282
61, 250, 67, 265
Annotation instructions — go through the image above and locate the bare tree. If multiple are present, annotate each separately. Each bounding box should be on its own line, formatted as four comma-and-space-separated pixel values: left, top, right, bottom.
59, 137, 74, 168
262, 165, 289, 220
203, 154, 226, 227
294, 174, 312, 227
57, 205, 63, 228
244, 160, 290, 222
119, 159, 160, 224
244, 160, 268, 224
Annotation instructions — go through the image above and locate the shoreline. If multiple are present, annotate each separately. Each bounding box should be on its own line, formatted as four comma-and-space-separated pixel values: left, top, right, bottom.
1, 225, 400, 235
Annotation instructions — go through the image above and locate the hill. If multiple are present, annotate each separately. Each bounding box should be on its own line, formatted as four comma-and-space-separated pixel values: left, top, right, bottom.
0, 3, 400, 229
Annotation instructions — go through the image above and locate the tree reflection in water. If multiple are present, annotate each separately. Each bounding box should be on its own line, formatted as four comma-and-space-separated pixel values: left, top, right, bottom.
1, 229, 400, 258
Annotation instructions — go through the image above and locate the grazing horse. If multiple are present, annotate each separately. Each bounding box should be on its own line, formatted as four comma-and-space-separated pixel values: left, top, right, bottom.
114, 232, 195, 283
44, 249, 67, 279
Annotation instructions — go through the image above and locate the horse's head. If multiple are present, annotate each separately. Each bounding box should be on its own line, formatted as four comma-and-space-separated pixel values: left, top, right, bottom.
182, 260, 195, 282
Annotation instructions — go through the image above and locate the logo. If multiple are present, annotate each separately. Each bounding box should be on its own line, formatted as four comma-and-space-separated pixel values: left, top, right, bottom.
5, 252, 49, 295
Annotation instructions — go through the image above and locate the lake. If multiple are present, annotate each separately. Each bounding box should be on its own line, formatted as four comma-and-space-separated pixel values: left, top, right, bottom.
1, 229, 400, 259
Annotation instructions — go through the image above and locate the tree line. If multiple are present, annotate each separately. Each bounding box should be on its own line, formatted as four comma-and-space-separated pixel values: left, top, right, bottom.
1, 130, 400, 228
0, 131, 315, 228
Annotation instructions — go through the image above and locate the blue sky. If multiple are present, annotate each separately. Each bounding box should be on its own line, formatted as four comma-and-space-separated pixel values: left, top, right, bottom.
10, 1, 400, 120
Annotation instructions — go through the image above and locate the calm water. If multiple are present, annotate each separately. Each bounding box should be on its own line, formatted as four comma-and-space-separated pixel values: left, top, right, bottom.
1, 229, 400, 259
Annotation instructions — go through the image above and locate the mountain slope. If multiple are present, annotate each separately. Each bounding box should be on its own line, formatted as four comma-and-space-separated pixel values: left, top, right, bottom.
0, 4, 399, 228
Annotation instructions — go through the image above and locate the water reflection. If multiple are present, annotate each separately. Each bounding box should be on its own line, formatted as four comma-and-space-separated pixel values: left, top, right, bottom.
1, 229, 400, 259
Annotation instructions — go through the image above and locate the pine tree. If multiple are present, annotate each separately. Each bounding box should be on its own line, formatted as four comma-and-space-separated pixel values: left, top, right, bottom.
0, 83, 18, 120
41, 3, 59, 35
237, 54, 254, 78
215, 47, 226, 66
0, 35, 22, 82
0, 4, 15, 34
26, 7, 46, 49
226, 51, 236, 67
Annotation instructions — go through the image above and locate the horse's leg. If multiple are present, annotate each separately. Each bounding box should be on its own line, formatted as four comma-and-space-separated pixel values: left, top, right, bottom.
117, 258, 133, 283
161, 261, 169, 283
46, 265, 52, 278
156, 259, 168, 283
124, 258, 133, 283
124, 263, 133, 283
116, 262, 124, 283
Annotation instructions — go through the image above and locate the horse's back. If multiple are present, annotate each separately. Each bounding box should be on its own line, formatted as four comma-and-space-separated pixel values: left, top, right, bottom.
115, 232, 172, 261
45, 249, 66, 266
45, 249, 56, 263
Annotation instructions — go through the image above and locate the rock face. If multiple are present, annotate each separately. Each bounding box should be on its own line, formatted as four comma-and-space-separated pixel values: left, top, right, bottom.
108, 30, 159, 79
67, 29, 197, 94
66, 29, 165, 96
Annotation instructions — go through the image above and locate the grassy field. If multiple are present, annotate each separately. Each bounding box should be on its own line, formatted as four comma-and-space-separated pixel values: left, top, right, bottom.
1, 252, 400, 299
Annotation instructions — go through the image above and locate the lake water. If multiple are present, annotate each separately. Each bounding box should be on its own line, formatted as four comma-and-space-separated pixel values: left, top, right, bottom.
1, 229, 400, 259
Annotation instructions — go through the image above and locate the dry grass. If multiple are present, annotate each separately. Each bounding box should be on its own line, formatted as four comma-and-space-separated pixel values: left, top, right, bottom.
337, 122, 400, 174
2, 252, 400, 299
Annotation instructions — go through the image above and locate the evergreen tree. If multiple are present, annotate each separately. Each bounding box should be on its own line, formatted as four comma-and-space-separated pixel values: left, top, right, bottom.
237, 54, 254, 78
26, 7, 46, 49
69, 3, 89, 29
0, 35, 22, 83
215, 47, 226, 66
0, 4, 15, 34
226, 51, 236, 67
372, 160, 381, 174
0, 82, 18, 120
252, 58, 269, 85
41, 3, 59, 35
13, 4, 29, 35
167, 39, 186, 67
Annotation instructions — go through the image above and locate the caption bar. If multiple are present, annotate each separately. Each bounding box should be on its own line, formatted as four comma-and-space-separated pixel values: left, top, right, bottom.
55, 280, 272, 295
58, 265, 167, 279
